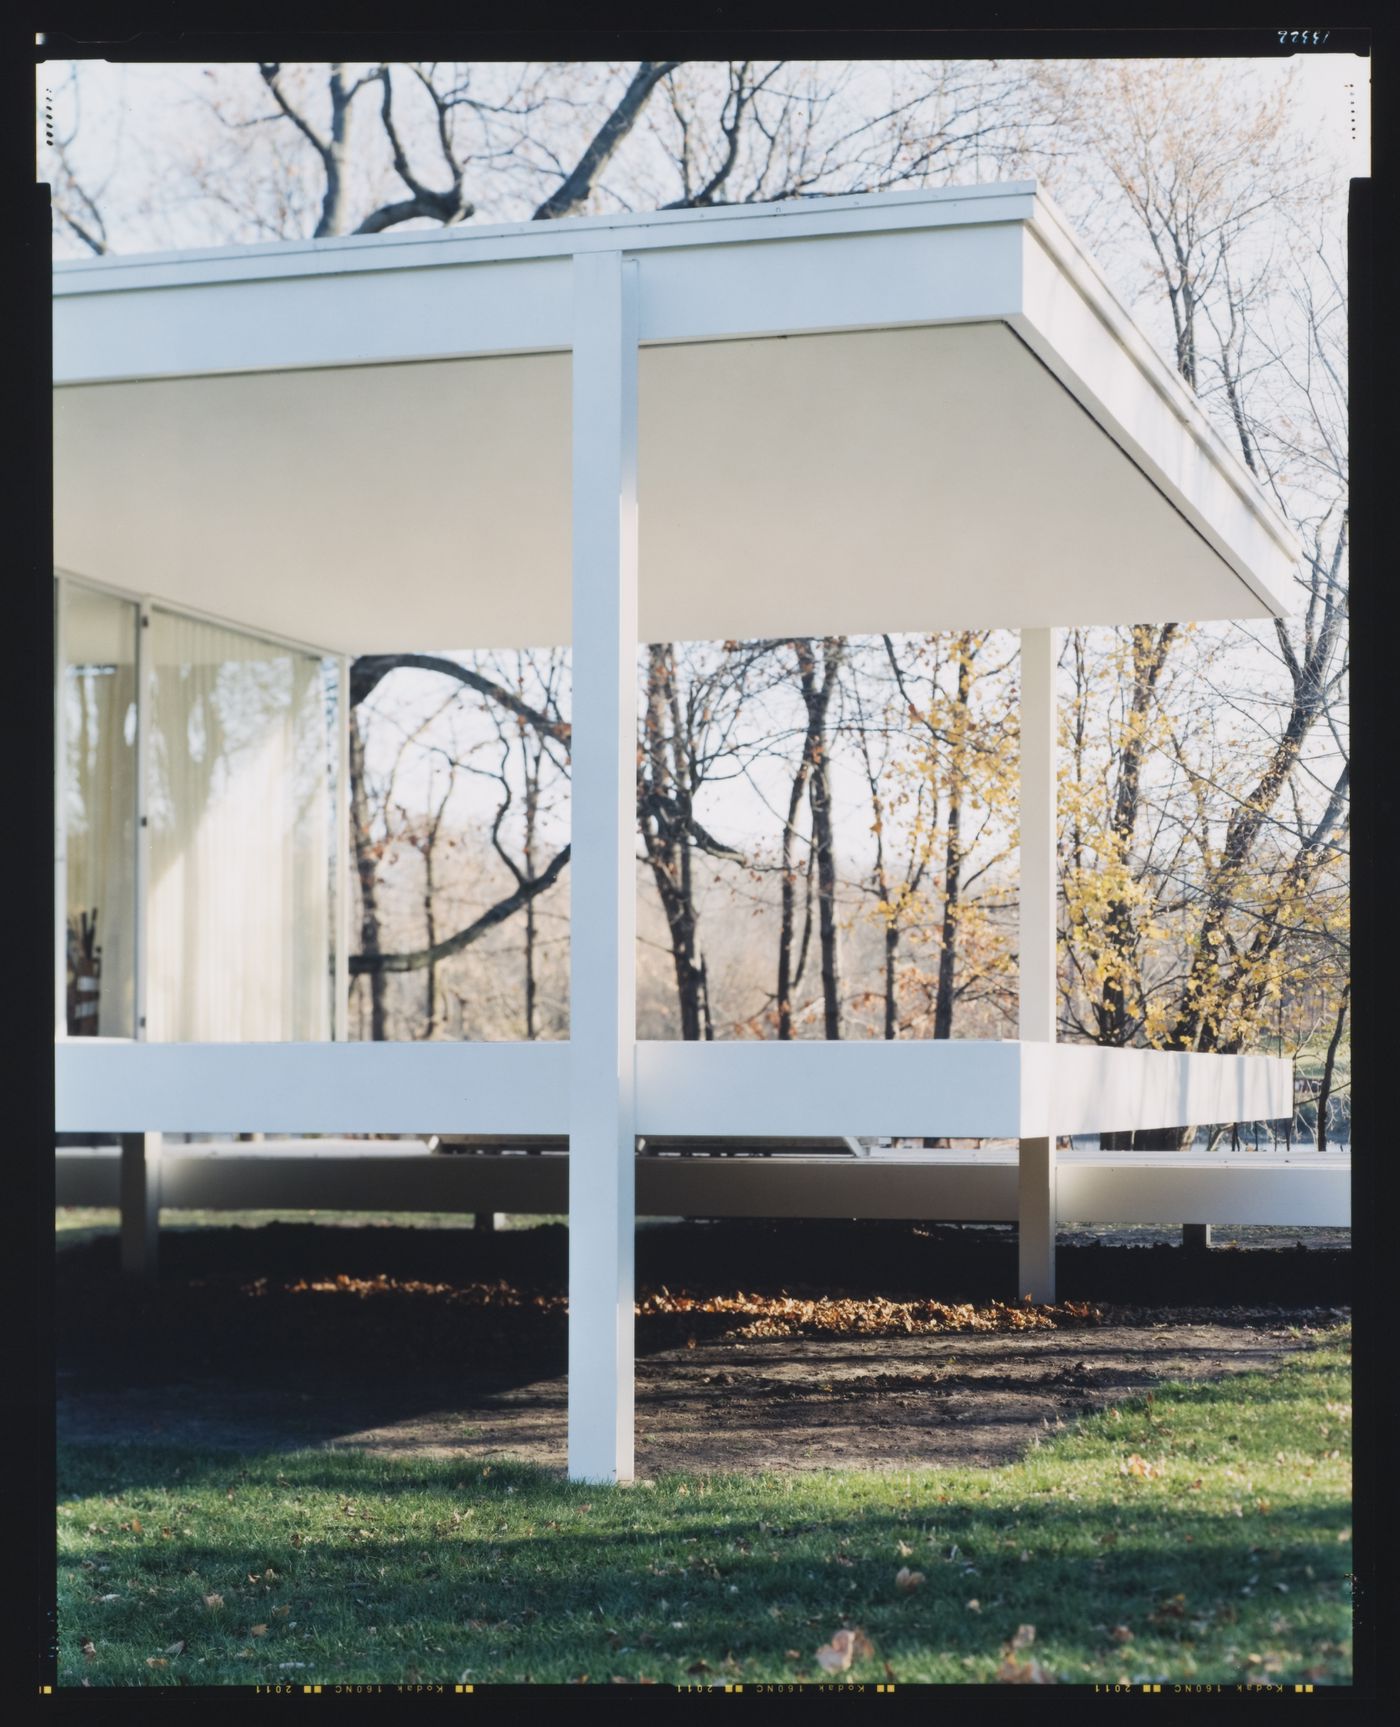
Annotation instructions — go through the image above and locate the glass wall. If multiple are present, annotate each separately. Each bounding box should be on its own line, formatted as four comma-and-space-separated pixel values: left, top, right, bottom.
147, 609, 332, 1041
60, 582, 139, 1037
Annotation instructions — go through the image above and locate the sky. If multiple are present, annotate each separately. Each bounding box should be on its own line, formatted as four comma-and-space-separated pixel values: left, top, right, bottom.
36, 50, 1371, 257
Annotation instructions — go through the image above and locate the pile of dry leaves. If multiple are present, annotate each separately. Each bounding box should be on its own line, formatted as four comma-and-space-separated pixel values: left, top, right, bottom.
258, 1275, 1103, 1341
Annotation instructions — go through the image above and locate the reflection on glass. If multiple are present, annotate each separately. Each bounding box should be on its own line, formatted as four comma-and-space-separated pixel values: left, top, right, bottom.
62, 582, 139, 1037
148, 610, 330, 1041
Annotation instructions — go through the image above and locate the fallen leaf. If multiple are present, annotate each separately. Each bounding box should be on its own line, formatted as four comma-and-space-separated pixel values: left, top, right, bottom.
895, 1567, 925, 1592
815, 1630, 856, 1673
1110, 1626, 1134, 1644
203, 1594, 224, 1611
163, 1640, 187, 1657
966, 1599, 981, 1613
146, 1657, 168, 1669
80, 1638, 96, 1660
250, 1624, 268, 1637
290, 1533, 303, 1547
995, 1656, 1055, 1684
896, 1540, 914, 1558
1008, 1624, 1036, 1652
273, 1605, 291, 1619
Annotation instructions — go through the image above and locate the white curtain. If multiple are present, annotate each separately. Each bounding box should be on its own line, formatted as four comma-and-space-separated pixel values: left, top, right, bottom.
62, 583, 139, 1038
147, 611, 330, 1041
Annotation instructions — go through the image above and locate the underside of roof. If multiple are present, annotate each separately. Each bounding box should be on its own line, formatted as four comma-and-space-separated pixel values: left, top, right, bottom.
52, 184, 1299, 654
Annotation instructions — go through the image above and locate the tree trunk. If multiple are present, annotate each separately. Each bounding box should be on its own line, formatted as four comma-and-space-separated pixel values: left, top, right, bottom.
1094, 624, 1176, 1150
523, 747, 539, 1040
776, 753, 812, 1041
423, 842, 436, 1039
810, 747, 842, 1041
933, 637, 976, 1040
1317, 980, 1349, 1152
796, 638, 846, 1041
640, 644, 707, 1041
348, 707, 387, 1041
884, 921, 899, 1040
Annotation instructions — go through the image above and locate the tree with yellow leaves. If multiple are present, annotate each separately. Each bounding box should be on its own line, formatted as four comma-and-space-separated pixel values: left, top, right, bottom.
1039, 61, 1348, 1148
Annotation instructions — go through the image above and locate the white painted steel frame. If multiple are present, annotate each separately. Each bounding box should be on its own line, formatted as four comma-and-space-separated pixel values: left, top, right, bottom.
334, 655, 351, 1043
55, 1039, 1289, 1138
567, 251, 640, 1482
53, 577, 66, 1040
57, 1145, 1350, 1230
135, 600, 151, 1039
52, 183, 1308, 1482
53, 186, 1298, 620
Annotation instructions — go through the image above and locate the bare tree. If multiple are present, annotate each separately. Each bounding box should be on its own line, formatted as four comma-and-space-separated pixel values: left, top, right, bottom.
638, 642, 756, 1040
792, 638, 846, 1040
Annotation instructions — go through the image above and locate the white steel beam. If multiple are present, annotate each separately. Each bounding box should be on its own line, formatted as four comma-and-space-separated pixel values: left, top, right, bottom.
58, 1145, 1351, 1229
1018, 627, 1059, 1301
54, 1040, 570, 1135
635, 1040, 1023, 1140
1047, 1045, 1291, 1134
567, 250, 640, 1484
53, 1039, 1292, 1141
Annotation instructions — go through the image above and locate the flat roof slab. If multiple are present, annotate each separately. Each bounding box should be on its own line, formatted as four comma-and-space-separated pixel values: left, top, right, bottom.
53, 184, 1298, 653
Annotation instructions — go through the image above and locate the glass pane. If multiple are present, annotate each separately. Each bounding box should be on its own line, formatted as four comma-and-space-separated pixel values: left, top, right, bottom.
148, 610, 331, 1041
61, 582, 139, 1037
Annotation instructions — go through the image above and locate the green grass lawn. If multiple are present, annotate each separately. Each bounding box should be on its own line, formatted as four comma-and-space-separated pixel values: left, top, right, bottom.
56, 1328, 1352, 1688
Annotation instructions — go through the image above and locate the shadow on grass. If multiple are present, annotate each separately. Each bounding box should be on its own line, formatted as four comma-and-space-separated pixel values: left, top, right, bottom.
56, 1449, 1353, 1685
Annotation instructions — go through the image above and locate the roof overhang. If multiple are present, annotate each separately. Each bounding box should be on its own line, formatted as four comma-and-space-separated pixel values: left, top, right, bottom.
52, 183, 1300, 654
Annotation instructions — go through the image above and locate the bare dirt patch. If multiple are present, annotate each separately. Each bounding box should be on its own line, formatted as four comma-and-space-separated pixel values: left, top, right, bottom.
55, 1218, 1348, 1473
58, 1319, 1336, 1474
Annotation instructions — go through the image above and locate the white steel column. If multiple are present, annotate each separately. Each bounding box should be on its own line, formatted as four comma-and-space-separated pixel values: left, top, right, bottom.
334, 654, 351, 1042
119, 603, 161, 1277
567, 250, 640, 1483
1018, 627, 1059, 1302
54, 577, 67, 1039
135, 602, 152, 1039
